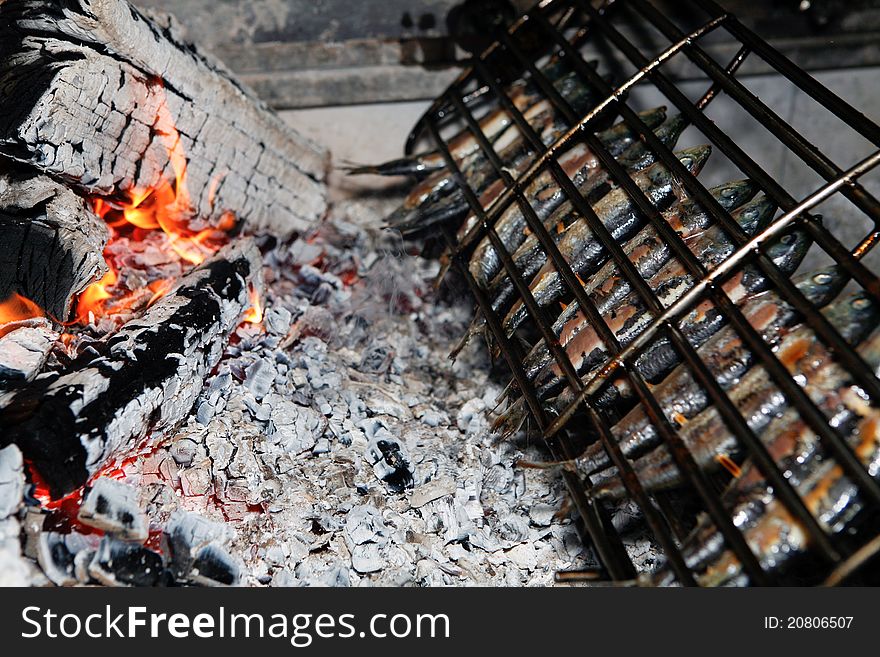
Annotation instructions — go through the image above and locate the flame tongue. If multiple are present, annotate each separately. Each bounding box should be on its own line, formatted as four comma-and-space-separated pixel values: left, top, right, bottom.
0, 293, 44, 324
77, 87, 232, 326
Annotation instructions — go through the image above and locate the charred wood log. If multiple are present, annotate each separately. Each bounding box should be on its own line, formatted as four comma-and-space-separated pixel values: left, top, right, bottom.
0, 170, 109, 321
0, 319, 58, 386
0, 239, 263, 499
0, 0, 329, 238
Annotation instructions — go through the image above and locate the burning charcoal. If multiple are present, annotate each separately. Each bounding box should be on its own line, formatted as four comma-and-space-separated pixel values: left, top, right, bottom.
38, 531, 101, 587
0, 445, 25, 518
88, 536, 166, 587
366, 436, 414, 493
2, 240, 262, 499
0, 0, 328, 237
78, 478, 148, 542
190, 543, 241, 587
0, 322, 58, 385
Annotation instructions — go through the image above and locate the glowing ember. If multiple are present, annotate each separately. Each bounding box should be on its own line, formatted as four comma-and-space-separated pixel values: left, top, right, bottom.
76, 86, 233, 325
0, 292, 44, 326
244, 284, 263, 324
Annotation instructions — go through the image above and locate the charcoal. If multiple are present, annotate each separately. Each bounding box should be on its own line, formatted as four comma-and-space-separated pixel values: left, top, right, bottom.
0, 0, 328, 237
165, 510, 232, 581
78, 478, 148, 542
89, 536, 166, 587
366, 436, 414, 493
190, 543, 241, 586
1, 240, 262, 498
38, 531, 101, 586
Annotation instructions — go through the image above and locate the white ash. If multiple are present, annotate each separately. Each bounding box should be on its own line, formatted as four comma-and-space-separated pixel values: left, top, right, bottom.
106, 198, 594, 586
0, 445, 30, 586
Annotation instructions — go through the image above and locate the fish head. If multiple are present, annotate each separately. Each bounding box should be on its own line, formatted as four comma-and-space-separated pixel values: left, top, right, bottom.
765, 228, 812, 274
712, 179, 759, 212
654, 113, 688, 148
825, 290, 880, 344
732, 195, 777, 236
675, 144, 712, 176
636, 106, 668, 131
794, 265, 849, 307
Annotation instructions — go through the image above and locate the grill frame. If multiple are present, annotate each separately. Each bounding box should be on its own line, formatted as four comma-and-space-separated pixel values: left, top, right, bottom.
406, 0, 880, 585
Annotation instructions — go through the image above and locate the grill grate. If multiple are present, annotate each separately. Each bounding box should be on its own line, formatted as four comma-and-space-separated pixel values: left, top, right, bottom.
405, 0, 880, 585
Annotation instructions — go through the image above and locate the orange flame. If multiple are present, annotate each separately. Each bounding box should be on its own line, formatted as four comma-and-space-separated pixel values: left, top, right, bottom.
77, 85, 233, 325
0, 293, 45, 325
244, 285, 263, 324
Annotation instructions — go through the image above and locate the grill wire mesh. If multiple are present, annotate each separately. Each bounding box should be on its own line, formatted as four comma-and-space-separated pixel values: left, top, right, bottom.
404, 0, 880, 585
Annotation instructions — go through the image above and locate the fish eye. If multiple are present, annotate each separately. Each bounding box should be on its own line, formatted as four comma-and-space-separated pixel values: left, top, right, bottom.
813, 273, 832, 284
781, 234, 794, 244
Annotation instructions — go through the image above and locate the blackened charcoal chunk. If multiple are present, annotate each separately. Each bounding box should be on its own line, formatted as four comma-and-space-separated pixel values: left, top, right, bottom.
366, 437, 414, 493
190, 544, 241, 587
78, 478, 148, 542
89, 537, 166, 587
37, 532, 78, 586
165, 510, 231, 581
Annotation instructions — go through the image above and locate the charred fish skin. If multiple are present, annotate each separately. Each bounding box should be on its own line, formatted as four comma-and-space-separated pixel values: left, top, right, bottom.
518, 179, 760, 383
575, 266, 851, 475
591, 291, 880, 501
587, 226, 816, 412
389, 71, 609, 234
481, 112, 689, 310
534, 196, 779, 402
502, 145, 713, 335
465, 107, 672, 288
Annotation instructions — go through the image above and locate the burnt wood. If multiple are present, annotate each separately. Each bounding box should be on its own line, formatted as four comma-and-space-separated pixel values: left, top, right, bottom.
0, 170, 109, 321
0, 239, 263, 499
0, 0, 329, 238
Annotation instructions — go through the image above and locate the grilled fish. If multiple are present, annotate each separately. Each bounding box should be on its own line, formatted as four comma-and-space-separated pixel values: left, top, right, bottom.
575, 266, 850, 475
388, 71, 609, 233
519, 179, 759, 385
591, 290, 880, 501
478, 112, 687, 307
654, 323, 880, 586
536, 195, 779, 400
466, 108, 674, 288
502, 145, 713, 334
